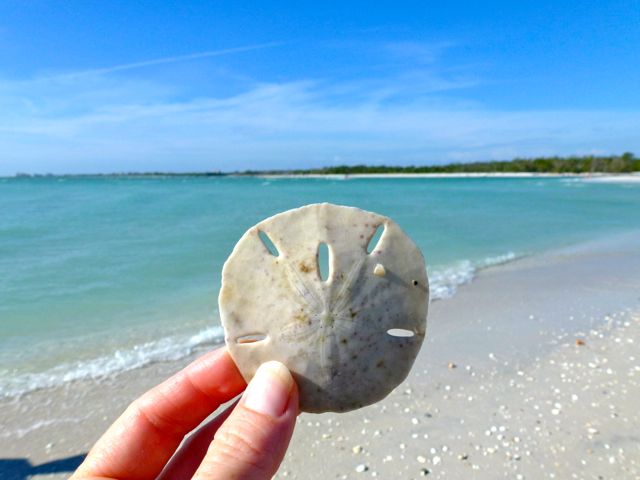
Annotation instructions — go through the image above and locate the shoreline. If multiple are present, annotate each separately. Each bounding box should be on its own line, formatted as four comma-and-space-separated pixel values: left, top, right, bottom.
0, 228, 627, 401
255, 172, 640, 180
0, 249, 526, 400
4, 172, 640, 181
1, 231, 639, 479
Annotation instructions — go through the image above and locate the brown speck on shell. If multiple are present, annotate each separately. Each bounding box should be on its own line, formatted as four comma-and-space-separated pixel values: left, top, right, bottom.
293, 312, 308, 323
299, 262, 312, 273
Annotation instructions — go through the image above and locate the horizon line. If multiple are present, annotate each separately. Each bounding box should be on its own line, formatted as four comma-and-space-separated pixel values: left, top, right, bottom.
3, 152, 637, 178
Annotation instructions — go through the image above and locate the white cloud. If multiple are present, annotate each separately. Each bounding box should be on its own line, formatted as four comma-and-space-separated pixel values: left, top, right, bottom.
48, 42, 284, 80
0, 46, 638, 174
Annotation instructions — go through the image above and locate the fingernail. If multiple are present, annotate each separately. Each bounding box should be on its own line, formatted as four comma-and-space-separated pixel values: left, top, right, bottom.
242, 361, 293, 417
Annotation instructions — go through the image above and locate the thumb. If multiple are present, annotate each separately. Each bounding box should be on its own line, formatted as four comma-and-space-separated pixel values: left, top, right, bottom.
193, 361, 299, 480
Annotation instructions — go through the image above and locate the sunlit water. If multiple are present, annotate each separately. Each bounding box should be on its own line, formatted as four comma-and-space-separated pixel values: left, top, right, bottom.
1, 175, 639, 396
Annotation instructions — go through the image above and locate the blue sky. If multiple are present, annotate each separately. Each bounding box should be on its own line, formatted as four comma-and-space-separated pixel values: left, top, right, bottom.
0, 1, 639, 174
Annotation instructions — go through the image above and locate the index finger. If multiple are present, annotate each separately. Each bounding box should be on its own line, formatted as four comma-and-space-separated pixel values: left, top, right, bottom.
73, 347, 247, 480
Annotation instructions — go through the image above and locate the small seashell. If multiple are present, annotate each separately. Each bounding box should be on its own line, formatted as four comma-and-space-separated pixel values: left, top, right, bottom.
373, 263, 386, 277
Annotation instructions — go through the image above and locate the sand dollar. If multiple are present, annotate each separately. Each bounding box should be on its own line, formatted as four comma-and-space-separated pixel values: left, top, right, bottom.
219, 203, 429, 413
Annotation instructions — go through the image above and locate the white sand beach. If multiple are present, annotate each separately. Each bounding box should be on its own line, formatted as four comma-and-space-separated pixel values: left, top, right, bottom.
1, 232, 639, 480
579, 174, 640, 183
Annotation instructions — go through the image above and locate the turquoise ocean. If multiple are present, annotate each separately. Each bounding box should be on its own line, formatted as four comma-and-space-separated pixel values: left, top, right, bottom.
2, 175, 639, 397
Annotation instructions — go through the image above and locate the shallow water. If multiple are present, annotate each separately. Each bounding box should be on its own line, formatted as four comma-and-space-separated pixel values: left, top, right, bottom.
1, 175, 639, 396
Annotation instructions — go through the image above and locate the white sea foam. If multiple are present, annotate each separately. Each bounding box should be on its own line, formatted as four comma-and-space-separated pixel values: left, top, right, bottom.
429, 251, 521, 300
561, 174, 640, 184
0, 326, 225, 398
1, 415, 92, 439
0, 252, 522, 398
429, 261, 475, 299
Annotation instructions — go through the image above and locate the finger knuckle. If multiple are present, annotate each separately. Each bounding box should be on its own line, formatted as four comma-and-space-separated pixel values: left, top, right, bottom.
208, 414, 276, 477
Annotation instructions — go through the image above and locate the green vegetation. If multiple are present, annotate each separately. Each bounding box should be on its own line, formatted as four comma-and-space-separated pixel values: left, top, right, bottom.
11, 153, 639, 177
285, 152, 639, 175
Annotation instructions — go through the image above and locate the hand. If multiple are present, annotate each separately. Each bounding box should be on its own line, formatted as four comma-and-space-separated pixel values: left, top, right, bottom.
72, 348, 299, 480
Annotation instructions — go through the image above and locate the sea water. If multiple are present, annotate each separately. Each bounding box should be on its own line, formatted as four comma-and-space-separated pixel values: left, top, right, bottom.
1, 175, 639, 396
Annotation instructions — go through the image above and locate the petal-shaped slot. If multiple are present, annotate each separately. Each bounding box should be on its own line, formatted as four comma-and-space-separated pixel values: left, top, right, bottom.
386, 328, 415, 338
258, 230, 279, 256
236, 333, 268, 344
317, 242, 331, 282
367, 224, 385, 254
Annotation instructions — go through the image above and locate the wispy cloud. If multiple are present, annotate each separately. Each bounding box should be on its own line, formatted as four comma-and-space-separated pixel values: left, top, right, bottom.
0, 40, 638, 174
50, 42, 284, 80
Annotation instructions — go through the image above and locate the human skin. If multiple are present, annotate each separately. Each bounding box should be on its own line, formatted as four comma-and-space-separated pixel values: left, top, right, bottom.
71, 348, 299, 480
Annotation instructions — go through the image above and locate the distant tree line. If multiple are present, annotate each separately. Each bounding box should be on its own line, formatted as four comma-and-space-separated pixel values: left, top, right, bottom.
283, 152, 639, 175
12, 152, 638, 177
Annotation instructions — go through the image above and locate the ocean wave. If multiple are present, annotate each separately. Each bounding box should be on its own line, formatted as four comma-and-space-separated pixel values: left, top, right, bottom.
561, 175, 640, 185
0, 326, 225, 398
429, 251, 521, 300
1, 415, 93, 439
1, 252, 523, 398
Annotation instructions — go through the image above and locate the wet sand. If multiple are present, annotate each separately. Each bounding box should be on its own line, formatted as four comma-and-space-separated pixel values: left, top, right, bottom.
1, 232, 639, 479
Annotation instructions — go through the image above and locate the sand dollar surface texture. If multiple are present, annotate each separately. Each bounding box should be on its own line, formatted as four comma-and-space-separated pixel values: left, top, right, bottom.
219, 203, 429, 413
